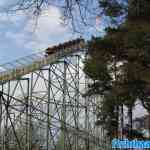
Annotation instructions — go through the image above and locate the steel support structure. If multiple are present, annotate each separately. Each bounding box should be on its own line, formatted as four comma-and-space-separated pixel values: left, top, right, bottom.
0, 54, 110, 150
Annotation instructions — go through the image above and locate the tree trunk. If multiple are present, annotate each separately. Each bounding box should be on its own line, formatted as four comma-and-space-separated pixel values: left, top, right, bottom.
128, 107, 133, 138
121, 104, 124, 139
115, 105, 119, 138
149, 112, 150, 139
128, 107, 133, 129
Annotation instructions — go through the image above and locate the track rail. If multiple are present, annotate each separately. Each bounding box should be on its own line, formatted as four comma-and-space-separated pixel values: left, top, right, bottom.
0, 40, 85, 82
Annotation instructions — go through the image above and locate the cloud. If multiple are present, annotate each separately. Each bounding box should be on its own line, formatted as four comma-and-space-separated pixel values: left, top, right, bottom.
4, 6, 77, 52
25, 6, 73, 49
0, 5, 79, 63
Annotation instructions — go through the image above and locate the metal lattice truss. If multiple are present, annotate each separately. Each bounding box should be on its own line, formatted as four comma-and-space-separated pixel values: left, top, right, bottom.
0, 46, 111, 150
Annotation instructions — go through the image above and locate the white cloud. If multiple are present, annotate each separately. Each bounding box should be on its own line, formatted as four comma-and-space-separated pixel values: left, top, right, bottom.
4, 6, 77, 52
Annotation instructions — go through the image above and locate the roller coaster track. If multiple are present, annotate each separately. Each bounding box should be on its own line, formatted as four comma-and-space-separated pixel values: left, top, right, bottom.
0, 39, 111, 150
0, 41, 84, 82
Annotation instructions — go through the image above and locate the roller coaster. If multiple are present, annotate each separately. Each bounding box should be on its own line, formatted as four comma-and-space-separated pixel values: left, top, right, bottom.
0, 38, 111, 150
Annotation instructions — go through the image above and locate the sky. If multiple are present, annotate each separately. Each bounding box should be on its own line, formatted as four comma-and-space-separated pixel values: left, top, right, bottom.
0, 0, 105, 64
0, 6, 76, 63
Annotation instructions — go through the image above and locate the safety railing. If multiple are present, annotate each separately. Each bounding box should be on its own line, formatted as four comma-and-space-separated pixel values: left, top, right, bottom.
0, 42, 84, 82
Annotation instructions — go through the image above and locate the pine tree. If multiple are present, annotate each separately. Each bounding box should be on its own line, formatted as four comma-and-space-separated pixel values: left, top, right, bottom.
84, 0, 150, 138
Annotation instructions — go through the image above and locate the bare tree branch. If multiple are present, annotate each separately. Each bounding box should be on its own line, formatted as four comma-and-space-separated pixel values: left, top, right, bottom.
1, 0, 100, 33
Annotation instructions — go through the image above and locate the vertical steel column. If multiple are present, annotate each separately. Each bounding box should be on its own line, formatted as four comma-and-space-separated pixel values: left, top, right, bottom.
47, 67, 51, 150
85, 76, 90, 150
74, 55, 79, 150
26, 78, 30, 150
4, 81, 10, 150
29, 73, 33, 150
0, 84, 3, 150
61, 60, 67, 150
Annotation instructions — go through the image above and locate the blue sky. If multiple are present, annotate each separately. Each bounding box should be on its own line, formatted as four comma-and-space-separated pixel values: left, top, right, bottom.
0, 6, 77, 63
0, 0, 106, 64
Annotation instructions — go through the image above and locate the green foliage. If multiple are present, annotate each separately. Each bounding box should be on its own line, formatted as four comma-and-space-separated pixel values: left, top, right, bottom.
84, 58, 111, 82
128, 0, 150, 21
99, 0, 126, 17
84, 0, 150, 137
